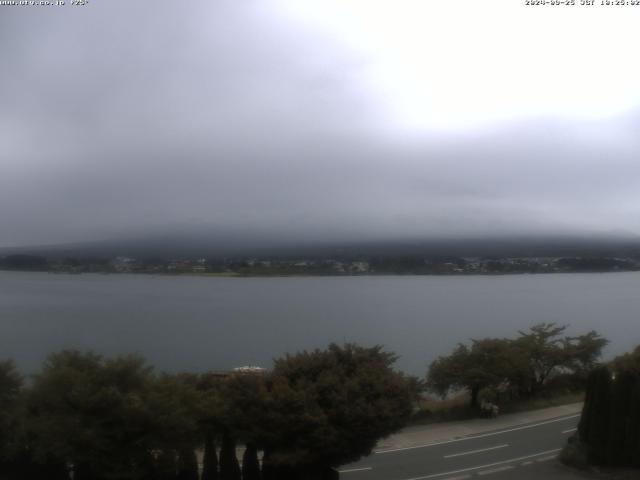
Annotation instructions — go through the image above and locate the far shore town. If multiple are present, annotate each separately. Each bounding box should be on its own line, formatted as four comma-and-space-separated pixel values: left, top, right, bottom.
2, 253, 640, 276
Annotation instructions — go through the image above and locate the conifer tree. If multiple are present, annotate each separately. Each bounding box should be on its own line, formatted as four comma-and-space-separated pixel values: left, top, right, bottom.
177, 448, 199, 480
629, 376, 640, 467
579, 366, 611, 465
138, 451, 159, 480
156, 449, 179, 480
219, 431, 241, 480
260, 449, 275, 480
606, 371, 634, 465
577, 351, 640, 468
0, 360, 23, 479
241, 443, 261, 480
201, 433, 219, 480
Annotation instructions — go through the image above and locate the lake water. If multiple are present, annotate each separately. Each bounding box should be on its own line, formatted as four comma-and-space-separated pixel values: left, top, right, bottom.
1, 271, 639, 375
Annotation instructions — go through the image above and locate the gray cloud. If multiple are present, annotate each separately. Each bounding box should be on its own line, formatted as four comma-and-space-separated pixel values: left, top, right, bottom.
2, 1, 640, 248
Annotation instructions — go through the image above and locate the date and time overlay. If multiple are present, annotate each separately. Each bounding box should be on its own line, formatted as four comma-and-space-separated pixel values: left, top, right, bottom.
0, 0, 88, 6
526, 0, 640, 5
2, 0, 640, 7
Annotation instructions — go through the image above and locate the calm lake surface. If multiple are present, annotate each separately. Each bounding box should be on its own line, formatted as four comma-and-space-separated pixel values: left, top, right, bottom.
1, 271, 639, 375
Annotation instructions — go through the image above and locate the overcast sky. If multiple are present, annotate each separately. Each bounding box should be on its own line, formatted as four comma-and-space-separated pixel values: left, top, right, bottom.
2, 0, 640, 248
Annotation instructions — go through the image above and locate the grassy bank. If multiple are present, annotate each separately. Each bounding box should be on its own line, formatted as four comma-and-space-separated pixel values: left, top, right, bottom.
410, 391, 585, 425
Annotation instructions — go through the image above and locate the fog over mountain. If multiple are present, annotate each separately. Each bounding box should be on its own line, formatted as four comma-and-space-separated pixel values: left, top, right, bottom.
2, 1, 640, 250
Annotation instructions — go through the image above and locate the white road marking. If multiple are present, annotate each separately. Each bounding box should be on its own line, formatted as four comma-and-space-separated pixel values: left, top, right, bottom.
376, 414, 579, 454
338, 466, 372, 474
399, 448, 562, 480
536, 455, 558, 462
520, 461, 533, 466
562, 427, 577, 434
443, 444, 509, 459
442, 476, 471, 480
478, 465, 514, 475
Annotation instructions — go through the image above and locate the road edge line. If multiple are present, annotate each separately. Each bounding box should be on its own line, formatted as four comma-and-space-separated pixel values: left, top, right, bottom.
375, 414, 579, 454
400, 448, 561, 480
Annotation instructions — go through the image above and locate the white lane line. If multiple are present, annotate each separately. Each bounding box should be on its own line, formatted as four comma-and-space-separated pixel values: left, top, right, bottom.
536, 455, 558, 462
478, 465, 514, 475
338, 467, 372, 474
443, 444, 509, 459
562, 427, 577, 434
442, 476, 471, 480
399, 448, 562, 480
520, 461, 533, 466
376, 415, 579, 454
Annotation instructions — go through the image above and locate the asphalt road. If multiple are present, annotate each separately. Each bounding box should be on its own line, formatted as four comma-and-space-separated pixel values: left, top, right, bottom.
339, 413, 581, 480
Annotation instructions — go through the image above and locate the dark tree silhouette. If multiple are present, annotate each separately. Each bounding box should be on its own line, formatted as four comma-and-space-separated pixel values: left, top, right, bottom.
201, 432, 219, 480
219, 431, 241, 480
577, 347, 640, 468
241, 443, 261, 480
261, 343, 412, 477
177, 448, 199, 480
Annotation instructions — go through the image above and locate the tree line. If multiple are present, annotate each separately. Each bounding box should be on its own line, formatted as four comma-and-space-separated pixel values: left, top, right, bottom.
426, 323, 608, 408
0, 344, 414, 480
0, 325, 613, 480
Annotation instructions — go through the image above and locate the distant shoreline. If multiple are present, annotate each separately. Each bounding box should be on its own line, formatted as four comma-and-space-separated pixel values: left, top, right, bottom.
2, 268, 639, 278
3, 252, 639, 277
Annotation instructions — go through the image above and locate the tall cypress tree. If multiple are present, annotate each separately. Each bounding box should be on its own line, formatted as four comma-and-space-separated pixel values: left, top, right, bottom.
630, 376, 640, 468
138, 450, 159, 480
219, 432, 241, 480
177, 448, 199, 480
12, 456, 69, 480
577, 367, 595, 440
260, 449, 274, 480
241, 443, 260, 480
606, 371, 633, 465
580, 366, 611, 465
578, 359, 640, 468
73, 461, 100, 480
156, 449, 179, 480
201, 433, 219, 480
